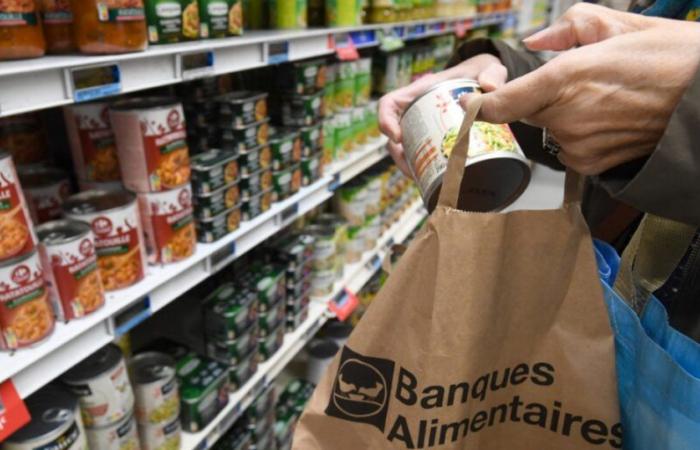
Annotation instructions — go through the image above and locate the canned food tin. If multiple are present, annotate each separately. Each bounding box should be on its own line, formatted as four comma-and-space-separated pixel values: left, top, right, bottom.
322, 117, 336, 164
0, 152, 37, 261
249, 265, 285, 310
78, 180, 125, 193
130, 352, 179, 425
335, 180, 367, 225
241, 188, 272, 221
3, 385, 88, 450
18, 166, 72, 224
63, 103, 121, 183
363, 214, 380, 250
286, 301, 309, 331
269, 128, 302, 170
203, 283, 257, 341
175, 352, 229, 432
301, 151, 322, 186
229, 346, 258, 390
137, 415, 181, 450
334, 109, 353, 155
311, 268, 336, 297
240, 168, 272, 200
137, 185, 196, 265
258, 297, 285, 337
0, 115, 49, 166
110, 97, 191, 192
190, 148, 239, 195
345, 224, 364, 263
63, 190, 147, 291
217, 91, 268, 128
279, 59, 326, 95
351, 105, 367, 144
238, 143, 272, 176
0, 250, 54, 350
286, 272, 311, 299
299, 122, 323, 156
363, 176, 382, 216
145, 0, 199, 43
84, 410, 140, 450
37, 220, 105, 322
195, 204, 241, 243
61, 344, 135, 427
271, 164, 301, 202
335, 61, 356, 109
206, 323, 258, 364
198, 0, 241, 38
220, 118, 270, 152
193, 181, 240, 220
400, 79, 530, 212
306, 224, 336, 271
257, 320, 284, 361
281, 92, 323, 127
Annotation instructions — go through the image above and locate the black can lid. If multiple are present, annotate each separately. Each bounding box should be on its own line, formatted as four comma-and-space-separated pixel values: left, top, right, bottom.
62, 343, 122, 383
6, 384, 78, 443
323, 320, 353, 339
307, 338, 339, 358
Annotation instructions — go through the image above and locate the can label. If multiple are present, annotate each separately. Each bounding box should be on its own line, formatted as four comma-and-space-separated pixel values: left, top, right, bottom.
66, 202, 146, 291
85, 413, 139, 450
138, 185, 196, 265
40, 231, 104, 322
0, 1, 39, 26
24, 178, 72, 224
40, 0, 73, 23
0, 252, 54, 350
0, 160, 36, 262
145, 0, 199, 43
138, 415, 181, 450
65, 103, 121, 182
134, 374, 179, 424
95, 0, 145, 22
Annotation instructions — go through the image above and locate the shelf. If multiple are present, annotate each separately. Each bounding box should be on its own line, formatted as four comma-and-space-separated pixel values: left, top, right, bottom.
0, 12, 511, 117
180, 198, 427, 450
0, 136, 389, 399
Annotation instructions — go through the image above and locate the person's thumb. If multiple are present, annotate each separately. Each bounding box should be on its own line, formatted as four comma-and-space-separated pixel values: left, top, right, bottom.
476, 62, 507, 92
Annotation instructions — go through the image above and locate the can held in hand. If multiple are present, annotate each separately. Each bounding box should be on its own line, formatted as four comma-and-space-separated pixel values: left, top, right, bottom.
400, 79, 530, 212
37, 220, 105, 322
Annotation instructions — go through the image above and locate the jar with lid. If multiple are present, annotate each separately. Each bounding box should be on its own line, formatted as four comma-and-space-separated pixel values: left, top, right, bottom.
39, 0, 76, 53
0, 0, 46, 60
72, 0, 148, 54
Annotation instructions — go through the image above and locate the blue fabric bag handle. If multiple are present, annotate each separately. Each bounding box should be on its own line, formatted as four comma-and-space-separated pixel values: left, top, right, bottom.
594, 239, 700, 450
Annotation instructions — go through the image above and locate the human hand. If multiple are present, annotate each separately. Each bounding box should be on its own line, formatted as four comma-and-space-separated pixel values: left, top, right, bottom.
378, 53, 507, 176
472, 6, 700, 175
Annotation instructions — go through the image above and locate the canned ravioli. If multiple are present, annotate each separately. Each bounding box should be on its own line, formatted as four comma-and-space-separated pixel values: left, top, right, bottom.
0, 152, 37, 261
19, 166, 72, 225
400, 79, 530, 212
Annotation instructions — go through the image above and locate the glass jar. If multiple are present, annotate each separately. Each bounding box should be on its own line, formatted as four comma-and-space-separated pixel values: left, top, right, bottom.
0, 0, 46, 60
40, 0, 76, 53
72, 0, 148, 54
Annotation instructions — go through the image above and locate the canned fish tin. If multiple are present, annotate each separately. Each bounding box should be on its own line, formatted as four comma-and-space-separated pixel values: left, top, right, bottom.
130, 352, 179, 424
63, 190, 147, 291
400, 79, 530, 212
203, 283, 257, 341
138, 415, 181, 450
257, 320, 284, 361
258, 297, 285, 337
0, 250, 54, 350
84, 410, 140, 450
63, 103, 121, 183
217, 91, 268, 128
190, 149, 239, 195
137, 185, 196, 265
3, 385, 88, 450
36, 220, 105, 322
279, 59, 326, 95
110, 98, 191, 192
19, 166, 72, 224
299, 122, 323, 156
271, 164, 301, 202
175, 352, 229, 432
229, 346, 258, 390
281, 92, 323, 127
61, 344, 135, 427
241, 188, 272, 221
240, 168, 272, 200
301, 151, 322, 186
207, 324, 258, 364
193, 181, 240, 219
0, 152, 37, 261
220, 118, 270, 151
269, 128, 302, 170
238, 143, 272, 176
195, 204, 241, 242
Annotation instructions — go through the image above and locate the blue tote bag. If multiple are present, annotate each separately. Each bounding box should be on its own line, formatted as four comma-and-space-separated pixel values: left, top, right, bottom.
594, 239, 700, 450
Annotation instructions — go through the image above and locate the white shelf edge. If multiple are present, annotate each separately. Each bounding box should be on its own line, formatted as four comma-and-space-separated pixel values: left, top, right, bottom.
1, 136, 389, 398
180, 198, 427, 450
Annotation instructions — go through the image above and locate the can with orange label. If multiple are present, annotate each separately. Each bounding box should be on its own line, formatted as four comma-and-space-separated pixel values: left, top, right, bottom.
0, 152, 37, 262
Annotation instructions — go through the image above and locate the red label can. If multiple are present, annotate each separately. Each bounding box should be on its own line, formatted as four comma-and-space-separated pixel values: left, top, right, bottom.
0, 152, 37, 262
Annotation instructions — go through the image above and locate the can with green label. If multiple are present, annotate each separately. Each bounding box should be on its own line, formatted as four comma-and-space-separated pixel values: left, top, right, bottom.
322, 116, 337, 164
269, 0, 307, 28
354, 57, 372, 106
334, 109, 353, 156
335, 61, 356, 109
351, 106, 366, 144
199, 0, 242, 37
145, 0, 200, 43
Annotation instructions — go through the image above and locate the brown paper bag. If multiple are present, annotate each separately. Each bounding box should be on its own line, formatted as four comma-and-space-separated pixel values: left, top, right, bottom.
293, 97, 620, 450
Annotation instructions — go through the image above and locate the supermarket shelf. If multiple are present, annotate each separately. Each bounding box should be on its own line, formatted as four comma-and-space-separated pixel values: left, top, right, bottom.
0, 12, 511, 117
0, 136, 389, 399
181, 199, 427, 450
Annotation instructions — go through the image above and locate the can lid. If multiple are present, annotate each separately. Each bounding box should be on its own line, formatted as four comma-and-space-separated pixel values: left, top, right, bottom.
36, 220, 91, 245
190, 148, 238, 171
6, 385, 78, 443
130, 352, 176, 384
18, 166, 68, 188
215, 91, 267, 105
63, 189, 136, 216
62, 343, 122, 383
307, 338, 339, 359
110, 96, 180, 111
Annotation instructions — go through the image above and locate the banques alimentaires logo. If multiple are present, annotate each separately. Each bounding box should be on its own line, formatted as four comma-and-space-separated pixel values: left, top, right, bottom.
326, 347, 622, 449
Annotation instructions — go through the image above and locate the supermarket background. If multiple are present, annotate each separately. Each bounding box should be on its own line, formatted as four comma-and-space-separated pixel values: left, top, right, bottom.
0, 0, 577, 449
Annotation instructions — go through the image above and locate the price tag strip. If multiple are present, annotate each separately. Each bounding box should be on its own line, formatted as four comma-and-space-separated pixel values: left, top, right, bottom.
275, 202, 299, 227
207, 241, 237, 273
179, 51, 215, 80
267, 41, 290, 64
69, 64, 122, 103
113, 296, 151, 336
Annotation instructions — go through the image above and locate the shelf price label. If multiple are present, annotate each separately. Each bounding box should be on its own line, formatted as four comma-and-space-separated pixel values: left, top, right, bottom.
113, 296, 151, 336
366, 254, 382, 272
334, 33, 359, 61
329, 288, 359, 321
180, 51, 215, 80
275, 202, 299, 227
70, 64, 122, 103
267, 41, 290, 64
406, 24, 426, 38
208, 241, 236, 273
328, 173, 341, 192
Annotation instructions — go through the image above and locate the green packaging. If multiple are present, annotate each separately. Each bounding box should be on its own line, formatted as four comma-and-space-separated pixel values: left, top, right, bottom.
335, 61, 356, 108
325, 0, 358, 26
322, 116, 336, 164
145, 0, 200, 44
299, 123, 323, 156
334, 109, 353, 156
269, 0, 307, 28
199, 0, 242, 38
203, 283, 258, 341
175, 352, 230, 432
206, 324, 258, 364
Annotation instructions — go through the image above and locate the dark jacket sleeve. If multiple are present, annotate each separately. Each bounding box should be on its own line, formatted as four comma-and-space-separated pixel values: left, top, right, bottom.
596, 70, 700, 226
447, 38, 563, 170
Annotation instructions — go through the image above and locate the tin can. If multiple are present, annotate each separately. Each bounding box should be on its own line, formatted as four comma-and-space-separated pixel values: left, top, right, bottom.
257, 320, 284, 361
63, 103, 121, 183
61, 344, 135, 428
351, 106, 367, 144
138, 185, 196, 265
310, 268, 335, 296
281, 92, 323, 127
271, 164, 301, 202
0, 114, 49, 166
175, 353, 229, 432
354, 57, 372, 106
229, 344, 258, 390
77, 180, 125, 193
335, 61, 356, 108
130, 352, 179, 425
0, 152, 37, 262
137, 415, 181, 450
0, 250, 54, 350
18, 166, 72, 225
206, 324, 258, 365
269, 128, 302, 171
335, 180, 367, 225
37, 220, 105, 322
203, 283, 257, 341
241, 188, 272, 221
301, 151, 322, 186
238, 143, 272, 176
299, 122, 323, 156
84, 411, 140, 450
190, 148, 239, 195
110, 98, 191, 192
217, 91, 268, 128
193, 181, 240, 220
195, 204, 241, 243
258, 297, 285, 337
334, 109, 353, 156
3, 385, 88, 450
269, 0, 307, 28
400, 79, 530, 212
345, 224, 364, 263
279, 59, 326, 95
63, 190, 147, 291
240, 168, 272, 201
145, 0, 200, 44
306, 224, 336, 271
220, 118, 270, 152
